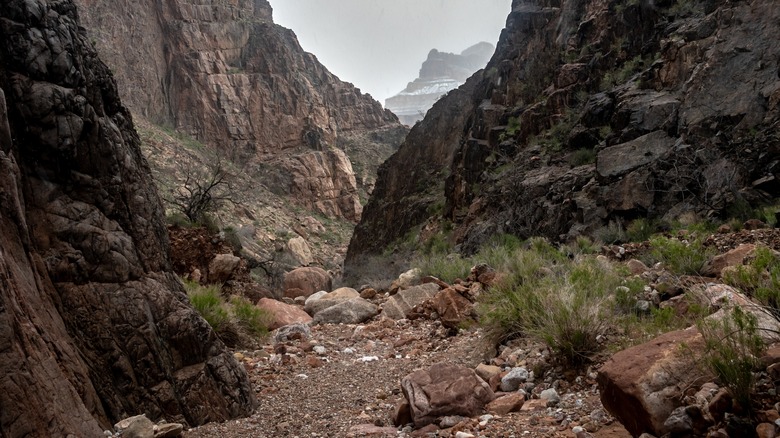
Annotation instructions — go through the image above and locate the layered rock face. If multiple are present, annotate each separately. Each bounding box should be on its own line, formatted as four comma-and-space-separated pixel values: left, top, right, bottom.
0, 1, 254, 435
73, 0, 402, 222
347, 0, 780, 267
386, 42, 495, 126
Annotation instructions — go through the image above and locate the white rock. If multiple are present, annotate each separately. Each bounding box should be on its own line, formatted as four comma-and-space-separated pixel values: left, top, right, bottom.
313, 345, 327, 355
455, 432, 475, 438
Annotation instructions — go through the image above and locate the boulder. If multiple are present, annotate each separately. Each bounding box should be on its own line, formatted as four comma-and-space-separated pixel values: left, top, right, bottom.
208, 254, 241, 283
257, 298, 312, 330
398, 268, 422, 289
702, 244, 756, 277
500, 367, 529, 392
283, 267, 332, 298
401, 362, 495, 428
154, 423, 184, 438
304, 287, 360, 315
312, 298, 379, 325
286, 236, 313, 266
115, 415, 154, 438
382, 283, 440, 320
598, 327, 704, 437
431, 288, 474, 329
596, 131, 675, 178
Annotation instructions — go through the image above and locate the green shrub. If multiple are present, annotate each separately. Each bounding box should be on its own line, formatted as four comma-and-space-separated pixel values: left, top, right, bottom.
183, 280, 270, 345
698, 307, 765, 411
625, 218, 656, 242
167, 212, 194, 228
569, 148, 597, 167
415, 253, 473, 284
187, 282, 229, 330
231, 296, 271, 336
648, 235, 713, 276
722, 246, 780, 311
593, 221, 627, 244
223, 227, 243, 254
478, 244, 629, 365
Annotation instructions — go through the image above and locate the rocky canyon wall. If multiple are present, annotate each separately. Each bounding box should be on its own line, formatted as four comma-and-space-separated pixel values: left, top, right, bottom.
74, 0, 403, 222
348, 0, 780, 268
0, 1, 254, 435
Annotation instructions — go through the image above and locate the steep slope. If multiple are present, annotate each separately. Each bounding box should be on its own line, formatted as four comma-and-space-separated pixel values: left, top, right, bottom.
73, 0, 403, 223
347, 0, 780, 270
386, 42, 495, 126
0, 1, 254, 435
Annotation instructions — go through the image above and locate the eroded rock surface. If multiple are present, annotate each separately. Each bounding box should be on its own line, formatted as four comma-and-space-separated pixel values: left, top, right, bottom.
347, 0, 780, 267
0, 1, 253, 434
73, 0, 404, 222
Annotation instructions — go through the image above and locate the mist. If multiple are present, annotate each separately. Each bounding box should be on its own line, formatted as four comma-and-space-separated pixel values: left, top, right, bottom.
268, 0, 512, 105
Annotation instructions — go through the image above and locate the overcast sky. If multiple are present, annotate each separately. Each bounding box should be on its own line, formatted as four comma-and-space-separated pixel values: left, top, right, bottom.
268, 0, 512, 105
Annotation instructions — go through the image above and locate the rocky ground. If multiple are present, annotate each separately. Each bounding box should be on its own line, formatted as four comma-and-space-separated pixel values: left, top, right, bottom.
185, 319, 631, 438
176, 225, 780, 438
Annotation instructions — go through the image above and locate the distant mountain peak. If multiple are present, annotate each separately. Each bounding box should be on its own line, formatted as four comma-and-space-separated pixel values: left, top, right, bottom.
386, 42, 495, 126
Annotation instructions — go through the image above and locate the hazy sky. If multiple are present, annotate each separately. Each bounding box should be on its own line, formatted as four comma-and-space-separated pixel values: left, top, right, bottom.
268, 0, 512, 104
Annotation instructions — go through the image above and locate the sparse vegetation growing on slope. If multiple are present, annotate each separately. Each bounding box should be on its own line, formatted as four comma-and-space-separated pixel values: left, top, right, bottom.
184, 280, 270, 346
698, 306, 766, 412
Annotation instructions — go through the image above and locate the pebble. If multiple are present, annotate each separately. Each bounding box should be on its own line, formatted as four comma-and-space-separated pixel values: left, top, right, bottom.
359, 356, 379, 362
455, 433, 475, 438
313, 346, 327, 355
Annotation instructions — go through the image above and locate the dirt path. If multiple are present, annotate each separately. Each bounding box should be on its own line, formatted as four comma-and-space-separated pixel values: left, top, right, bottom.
185, 319, 630, 437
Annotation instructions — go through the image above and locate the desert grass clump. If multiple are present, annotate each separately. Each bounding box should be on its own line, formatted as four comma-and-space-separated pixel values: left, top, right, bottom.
478, 240, 630, 365
698, 306, 765, 412
647, 235, 713, 276
187, 281, 230, 330
231, 296, 272, 336
184, 280, 270, 346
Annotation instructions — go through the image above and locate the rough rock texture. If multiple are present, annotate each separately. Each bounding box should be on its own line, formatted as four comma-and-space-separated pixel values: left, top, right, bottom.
347, 0, 780, 267
304, 287, 360, 315
598, 328, 704, 437
401, 362, 496, 428
256, 298, 312, 330
311, 297, 378, 325
282, 267, 332, 299
382, 283, 440, 320
0, 1, 254, 435
386, 42, 495, 126
72, 0, 403, 222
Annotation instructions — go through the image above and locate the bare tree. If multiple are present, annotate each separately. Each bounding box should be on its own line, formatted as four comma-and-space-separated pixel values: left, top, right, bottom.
167, 157, 236, 223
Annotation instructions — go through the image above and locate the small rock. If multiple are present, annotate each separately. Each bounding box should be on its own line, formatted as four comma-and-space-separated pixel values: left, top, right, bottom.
398, 268, 422, 288
475, 363, 502, 382
627, 259, 649, 275
540, 388, 560, 405
313, 345, 327, 355
635, 300, 652, 315
500, 367, 529, 392
664, 406, 693, 434
486, 392, 525, 415
455, 433, 475, 438
439, 415, 467, 428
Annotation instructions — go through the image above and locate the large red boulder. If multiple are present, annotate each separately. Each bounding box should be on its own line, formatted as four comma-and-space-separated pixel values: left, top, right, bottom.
401, 362, 495, 428
256, 298, 312, 330
283, 267, 332, 298
598, 328, 704, 437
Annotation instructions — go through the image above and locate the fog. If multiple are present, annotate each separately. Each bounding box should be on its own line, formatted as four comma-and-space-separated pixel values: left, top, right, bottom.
268, 0, 512, 105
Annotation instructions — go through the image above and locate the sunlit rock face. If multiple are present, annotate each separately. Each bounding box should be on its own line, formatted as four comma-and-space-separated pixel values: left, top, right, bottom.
386, 42, 495, 126
0, 0, 255, 435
